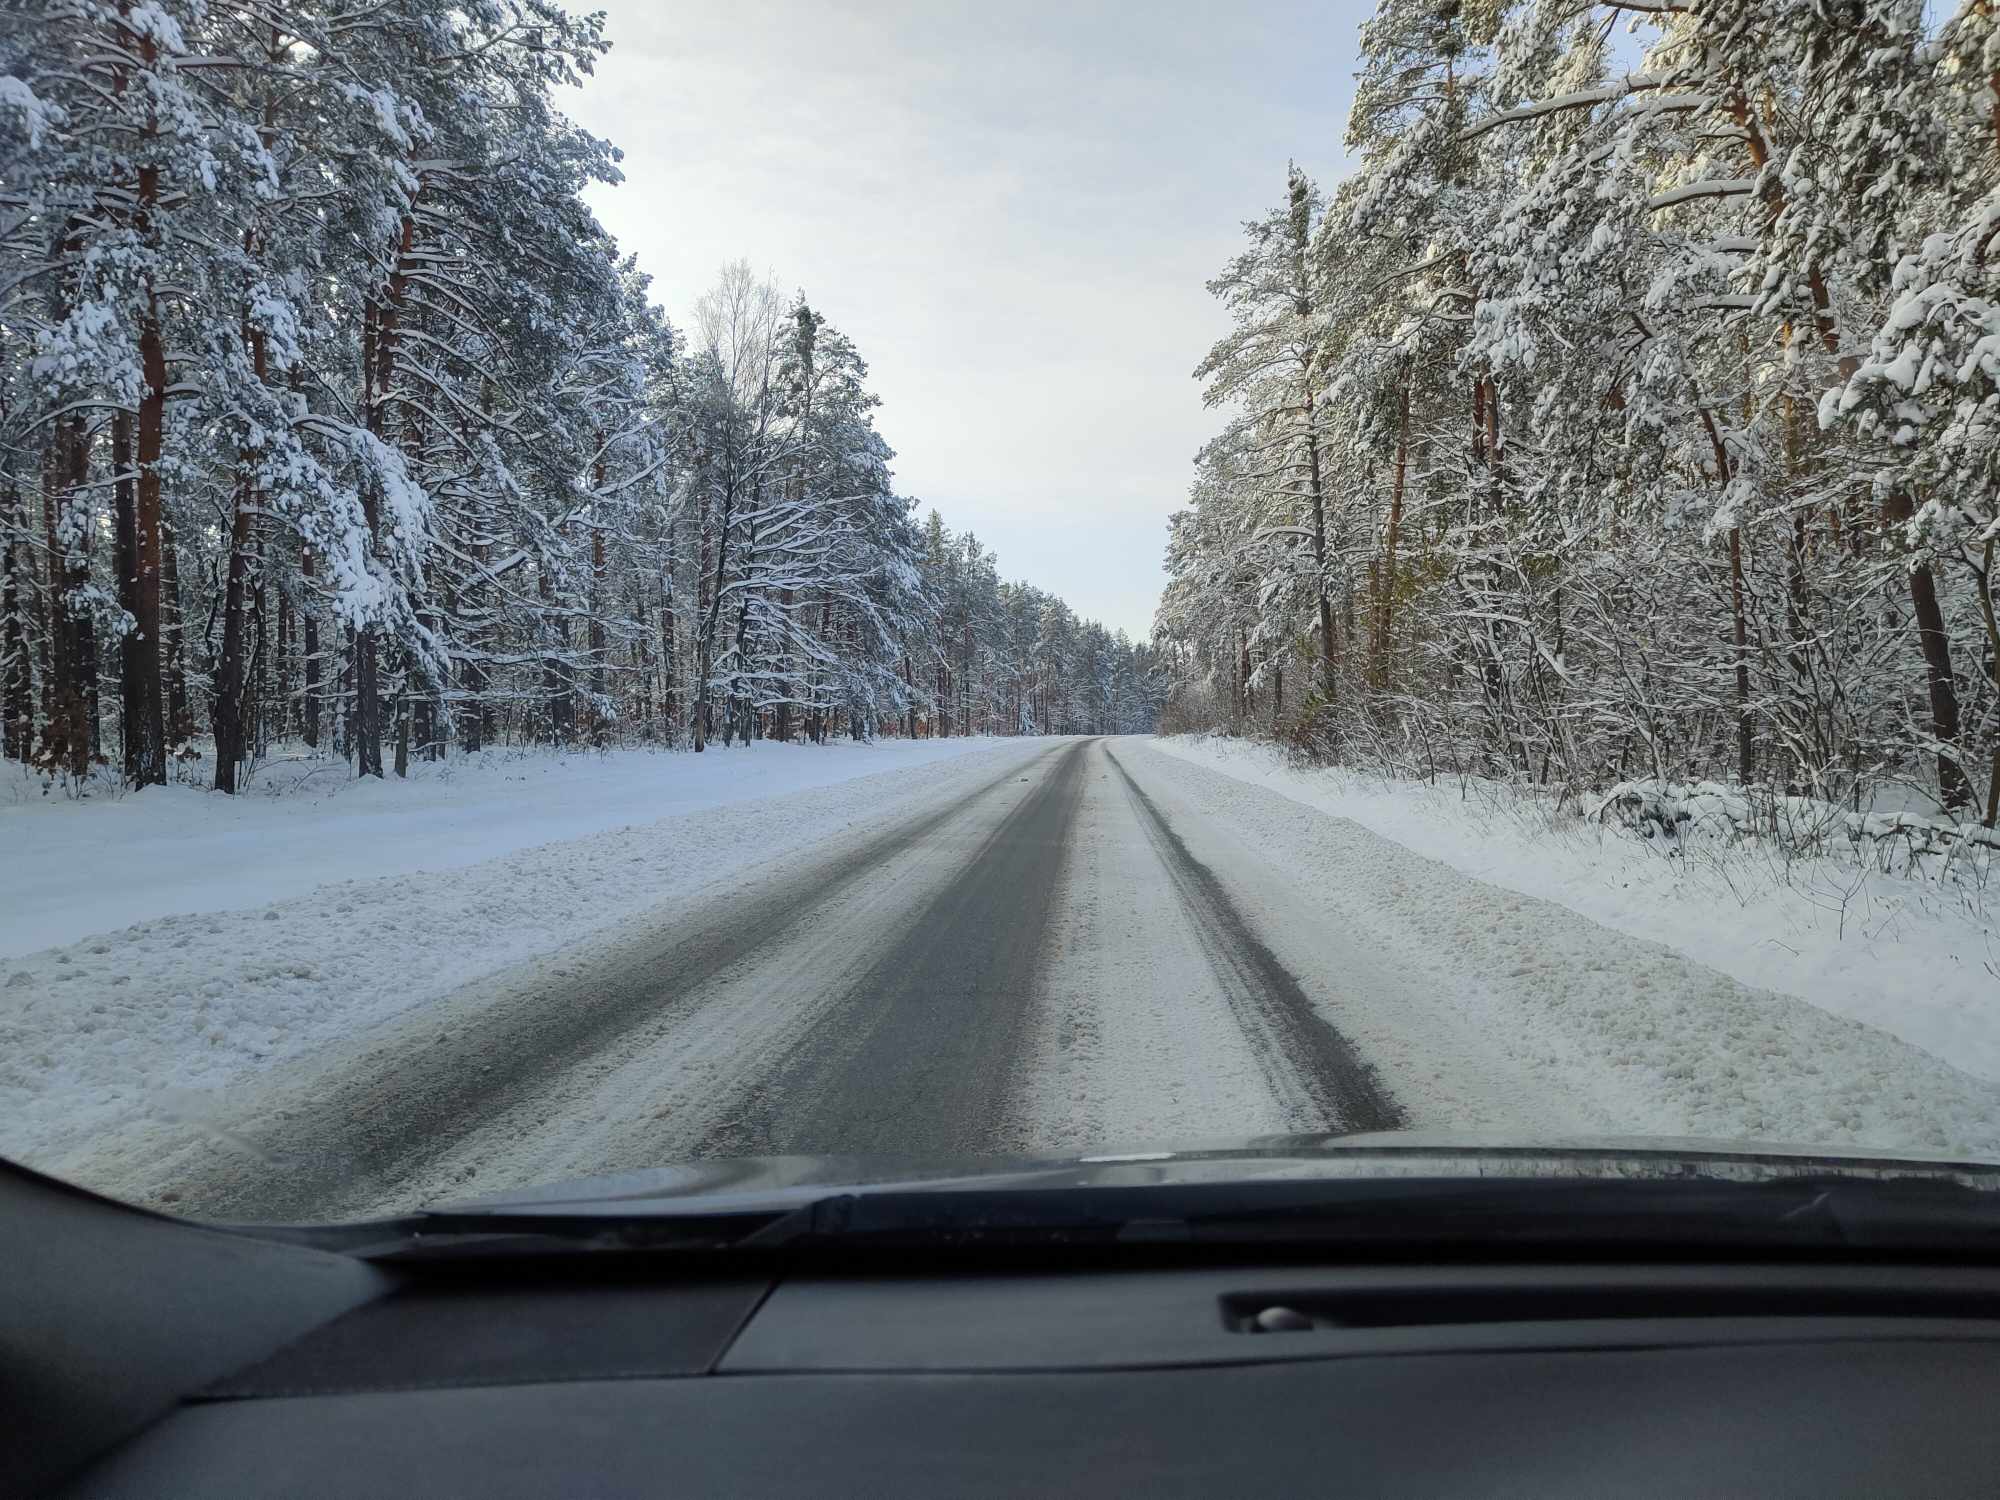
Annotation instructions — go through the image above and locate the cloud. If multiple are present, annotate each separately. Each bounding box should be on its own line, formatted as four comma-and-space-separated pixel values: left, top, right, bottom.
562, 0, 1368, 638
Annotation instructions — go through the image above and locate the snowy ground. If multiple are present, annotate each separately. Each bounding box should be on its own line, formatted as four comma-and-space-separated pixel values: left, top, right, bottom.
1125, 742, 2000, 1157
0, 738, 1037, 957
1149, 735, 2000, 1087
7, 732, 2000, 1222
0, 737, 1054, 1172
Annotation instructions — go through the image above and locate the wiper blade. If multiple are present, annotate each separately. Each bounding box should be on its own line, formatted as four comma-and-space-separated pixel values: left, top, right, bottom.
784, 1176, 2000, 1255
250, 1172, 2000, 1262
250, 1201, 820, 1262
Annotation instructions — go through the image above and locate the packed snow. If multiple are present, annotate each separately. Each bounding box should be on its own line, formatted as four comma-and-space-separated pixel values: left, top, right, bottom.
1151, 735, 2000, 1089
1130, 740, 2000, 1156
0, 739, 1051, 1172
9, 731, 2000, 1217
0, 739, 1032, 958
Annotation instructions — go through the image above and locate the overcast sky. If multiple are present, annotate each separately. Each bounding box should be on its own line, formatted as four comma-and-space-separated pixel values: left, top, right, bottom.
559, 1, 1374, 640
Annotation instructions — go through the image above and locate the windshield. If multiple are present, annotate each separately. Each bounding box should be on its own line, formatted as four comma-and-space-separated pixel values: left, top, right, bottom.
4, 0, 1999, 1227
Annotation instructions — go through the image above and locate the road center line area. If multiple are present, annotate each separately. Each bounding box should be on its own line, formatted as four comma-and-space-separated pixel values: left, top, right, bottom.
29, 735, 2000, 1224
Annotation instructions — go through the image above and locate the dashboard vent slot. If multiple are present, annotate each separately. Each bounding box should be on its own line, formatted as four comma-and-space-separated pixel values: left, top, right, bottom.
1221, 1286, 2000, 1333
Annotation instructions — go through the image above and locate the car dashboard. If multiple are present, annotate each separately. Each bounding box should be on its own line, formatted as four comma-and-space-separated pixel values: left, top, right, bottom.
11, 1164, 2000, 1497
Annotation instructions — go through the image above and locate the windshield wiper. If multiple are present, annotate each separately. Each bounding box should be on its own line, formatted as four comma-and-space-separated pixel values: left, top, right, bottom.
239, 1201, 819, 1262
775, 1176, 2000, 1256
266, 1173, 2000, 1263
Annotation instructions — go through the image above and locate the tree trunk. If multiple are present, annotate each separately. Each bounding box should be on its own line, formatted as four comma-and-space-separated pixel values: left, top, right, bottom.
394, 656, 410, 778
1307, 422, 1337, 703
1884, 488, 1969, 809
661, 557, 677, 740
214, 303, 271, 793
1373, 382, 1411, 687
773, 586, 796, 743
124, 168, 167, 786
1729, 526, 1753, 785
538, 564, 568, 745
1691, 401, 1756, 788
210, 469, 258, 793
634, 591, 652, 738
1977, 541, 2000, 829
415, 674, 439, 763
113, 412, 139, 780
36, 447, 61, 757
1911, 556, 1969, 809
74, 474, 100, 769
353, 214, 416, 780
724, 510, 760, 749
1782, 390, 1812, 701
337, 626, 353, 762
2, 477, 31, 763
248, 577, 265, 762
161, 505, 190, 747
276, 589, 292, 737
589, 534, 608, 749
301, 548, 321, 749
589, 451, 609, 749
353, 630, 383, 776
694, 476, 733, 753
40, 414, 94, 777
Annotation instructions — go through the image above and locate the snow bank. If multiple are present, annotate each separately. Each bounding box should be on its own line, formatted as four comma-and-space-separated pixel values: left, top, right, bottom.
1591, 777, 2000, 864
1149, 735, 2000, 1087
1125, 740, 2000, 1159
0, 738, 1029, 959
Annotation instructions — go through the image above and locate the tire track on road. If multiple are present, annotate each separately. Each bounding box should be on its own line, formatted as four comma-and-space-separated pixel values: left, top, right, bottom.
163, 741, 1073, 1221
1102, 744, 1404, 1134
692, 738, 1096, 1158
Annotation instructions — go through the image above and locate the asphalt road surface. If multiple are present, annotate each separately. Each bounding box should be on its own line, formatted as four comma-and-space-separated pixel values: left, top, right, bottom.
150, 737, 1404, 1222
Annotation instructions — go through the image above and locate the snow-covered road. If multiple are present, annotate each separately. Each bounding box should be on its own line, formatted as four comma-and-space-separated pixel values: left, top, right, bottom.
17, 735, 2000, 1222
70, 737, 1406, 1220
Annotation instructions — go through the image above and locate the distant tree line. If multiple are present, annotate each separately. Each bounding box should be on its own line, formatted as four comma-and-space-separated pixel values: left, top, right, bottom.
1158, 0, 2000, 817
1, 1, 1157, 793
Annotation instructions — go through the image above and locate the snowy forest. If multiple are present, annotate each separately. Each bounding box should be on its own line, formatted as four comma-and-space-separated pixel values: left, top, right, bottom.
0, 3, 1160, 796
1157, 0, 2000, 823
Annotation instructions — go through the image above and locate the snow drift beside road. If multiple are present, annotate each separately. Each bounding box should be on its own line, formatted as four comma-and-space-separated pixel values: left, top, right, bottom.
0, 738, 1029, 959
1150, 735, 2000, 1088
1122, 740, 2000, 1159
